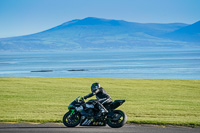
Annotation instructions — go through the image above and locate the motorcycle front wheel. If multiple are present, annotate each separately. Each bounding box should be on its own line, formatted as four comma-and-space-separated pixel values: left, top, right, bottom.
107, 110, 127, 128
63, 111, 80, 127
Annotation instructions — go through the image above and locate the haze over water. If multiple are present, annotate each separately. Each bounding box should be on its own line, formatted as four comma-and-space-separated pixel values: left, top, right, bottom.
0, 50, 199, 79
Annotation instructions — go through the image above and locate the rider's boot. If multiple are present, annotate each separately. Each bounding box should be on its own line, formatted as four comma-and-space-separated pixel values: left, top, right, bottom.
97, 105, 108, 117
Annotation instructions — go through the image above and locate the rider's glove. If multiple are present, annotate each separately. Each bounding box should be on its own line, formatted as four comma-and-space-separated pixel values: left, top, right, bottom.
80, 97, 84, 101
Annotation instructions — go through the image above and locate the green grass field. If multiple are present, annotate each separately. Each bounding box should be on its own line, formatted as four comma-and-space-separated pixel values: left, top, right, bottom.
0, 77, 200, 127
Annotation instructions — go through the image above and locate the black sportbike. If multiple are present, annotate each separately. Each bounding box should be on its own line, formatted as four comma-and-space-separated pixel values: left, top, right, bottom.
63, 96, 127, 128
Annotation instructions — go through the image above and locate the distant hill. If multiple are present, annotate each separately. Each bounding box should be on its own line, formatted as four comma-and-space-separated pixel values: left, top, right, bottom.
163, 21, 200, 42
0, 17, 199, 51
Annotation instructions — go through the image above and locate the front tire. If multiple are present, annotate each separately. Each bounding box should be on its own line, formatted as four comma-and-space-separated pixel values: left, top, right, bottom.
63, 111, 80, 127
107, 110, 127, 128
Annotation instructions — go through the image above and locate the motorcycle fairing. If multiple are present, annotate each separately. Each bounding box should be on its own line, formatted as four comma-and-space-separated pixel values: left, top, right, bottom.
80, 116, 106, 126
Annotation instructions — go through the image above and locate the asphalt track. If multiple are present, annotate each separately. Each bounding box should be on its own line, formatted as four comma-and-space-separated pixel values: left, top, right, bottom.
0, 123, 200, 133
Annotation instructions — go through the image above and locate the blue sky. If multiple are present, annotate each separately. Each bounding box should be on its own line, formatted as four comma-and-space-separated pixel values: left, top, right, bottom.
0, 0, 200, 38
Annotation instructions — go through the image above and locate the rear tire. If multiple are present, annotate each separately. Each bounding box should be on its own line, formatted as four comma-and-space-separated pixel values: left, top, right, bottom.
63, 111, 80, 127
107, 110, 127, 128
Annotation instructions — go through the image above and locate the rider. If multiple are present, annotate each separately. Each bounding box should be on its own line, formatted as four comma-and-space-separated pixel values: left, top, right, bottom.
84, 82, 112, 117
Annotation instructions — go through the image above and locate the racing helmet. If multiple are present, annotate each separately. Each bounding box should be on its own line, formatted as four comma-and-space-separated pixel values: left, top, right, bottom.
91, 82, 100, 92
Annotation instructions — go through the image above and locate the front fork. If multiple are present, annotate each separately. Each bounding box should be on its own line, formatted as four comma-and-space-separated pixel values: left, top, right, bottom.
70, 109, 75, 115
66, 109, 76, 122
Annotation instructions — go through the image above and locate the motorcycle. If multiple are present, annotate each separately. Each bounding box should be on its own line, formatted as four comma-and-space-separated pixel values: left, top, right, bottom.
63, 96, 127, 128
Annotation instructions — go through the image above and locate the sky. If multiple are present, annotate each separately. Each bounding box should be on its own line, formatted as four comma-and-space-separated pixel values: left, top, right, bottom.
0, 0, 200, 38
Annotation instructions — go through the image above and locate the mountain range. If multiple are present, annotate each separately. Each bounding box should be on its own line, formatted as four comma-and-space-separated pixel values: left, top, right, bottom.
0, 17, 199, 51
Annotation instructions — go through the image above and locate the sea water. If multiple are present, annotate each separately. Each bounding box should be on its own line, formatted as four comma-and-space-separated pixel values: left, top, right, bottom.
0, 50, 200, 79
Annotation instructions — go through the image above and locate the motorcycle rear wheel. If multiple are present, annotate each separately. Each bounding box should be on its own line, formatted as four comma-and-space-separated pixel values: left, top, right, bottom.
63, 111, 80, 127
107, 110, 127, 128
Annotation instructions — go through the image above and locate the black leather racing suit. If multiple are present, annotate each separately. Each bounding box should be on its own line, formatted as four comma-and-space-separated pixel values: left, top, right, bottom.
84, 87, 112, 113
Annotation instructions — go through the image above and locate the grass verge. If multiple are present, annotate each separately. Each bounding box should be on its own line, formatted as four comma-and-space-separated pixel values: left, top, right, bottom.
0, 77, 200, 127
